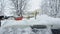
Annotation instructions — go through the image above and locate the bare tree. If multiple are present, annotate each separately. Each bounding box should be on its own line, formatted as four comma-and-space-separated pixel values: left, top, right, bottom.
11, 0, 28, 17
41, 0, 60, 18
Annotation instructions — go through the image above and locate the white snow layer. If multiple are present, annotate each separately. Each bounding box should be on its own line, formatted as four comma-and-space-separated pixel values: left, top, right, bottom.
0, 26, 52, 34
1, 14, 60, 34
1, 14, 60, 27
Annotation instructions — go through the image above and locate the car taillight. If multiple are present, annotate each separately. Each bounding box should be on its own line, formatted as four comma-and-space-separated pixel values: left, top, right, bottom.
15, 16, 23, 20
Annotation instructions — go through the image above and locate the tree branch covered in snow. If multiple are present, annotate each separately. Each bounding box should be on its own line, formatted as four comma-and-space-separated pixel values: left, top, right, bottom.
41, 0, 60, 18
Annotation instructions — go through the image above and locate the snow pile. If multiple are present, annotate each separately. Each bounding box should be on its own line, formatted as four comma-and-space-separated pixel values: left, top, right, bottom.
28, 14, 60, 25
0, 27, 32, 34
1, 14, 60, 27
0, 25, 52, 34
1, 14, 60, 34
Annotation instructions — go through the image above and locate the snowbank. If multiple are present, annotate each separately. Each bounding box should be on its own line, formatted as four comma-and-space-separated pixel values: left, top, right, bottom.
1, 14, 60, 27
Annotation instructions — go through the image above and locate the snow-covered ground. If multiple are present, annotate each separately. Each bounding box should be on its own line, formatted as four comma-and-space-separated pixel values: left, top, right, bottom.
1, 14, 60, 28
1, 14, 53, 34
0, 26, 52, 34
0, 15, 54, 34
1, 14, 60, 34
